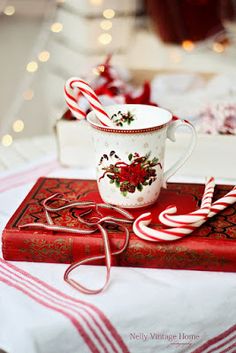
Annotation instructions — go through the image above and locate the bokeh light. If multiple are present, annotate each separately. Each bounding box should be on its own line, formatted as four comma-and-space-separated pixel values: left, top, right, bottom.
12, 120, 25, 133
38, 51, 50, 62
3, 6, 15, 16
100, 20, 112, 30
212, 42, 225, 53
103, 9, 115, 19
50, 22, 63, 33
2, 134, 13, 147
90, 0, 103, 5
182, 40, 195, 52
98, 33, 112, 45
26, 61, 38, 73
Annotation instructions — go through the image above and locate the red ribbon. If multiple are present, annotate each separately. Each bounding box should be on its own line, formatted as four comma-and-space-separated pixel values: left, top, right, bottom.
19, 193, 134, 294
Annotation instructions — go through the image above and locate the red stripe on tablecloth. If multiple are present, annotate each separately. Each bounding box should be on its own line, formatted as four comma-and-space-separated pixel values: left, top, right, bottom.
0, 159, 58, 184
220, 342, 236, 353
0, 159, 60, 193
0, 262, 119, 353
5, 260, 129, 353
0, 259, 129, 353
191, 325, 236, 353
207, 335, 236, 353
0, 266, 108, 353
0, 274, 99, 353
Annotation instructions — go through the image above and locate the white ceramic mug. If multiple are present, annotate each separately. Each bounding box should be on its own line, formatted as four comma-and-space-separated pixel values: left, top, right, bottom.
87, 104, 197, 208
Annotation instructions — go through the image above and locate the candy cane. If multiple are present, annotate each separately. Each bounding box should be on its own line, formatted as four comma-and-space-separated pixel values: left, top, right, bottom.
133, 213, 201, 242
64, 77, 113, 127
208, 186, 236, 217
158, 177, 215, 227
160, 184, 236, 228
133, 184, 236, 242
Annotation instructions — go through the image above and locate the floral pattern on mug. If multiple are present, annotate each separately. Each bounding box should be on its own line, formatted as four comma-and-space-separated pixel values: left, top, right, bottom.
99, 151, 162, 196
111, 111, 135, 127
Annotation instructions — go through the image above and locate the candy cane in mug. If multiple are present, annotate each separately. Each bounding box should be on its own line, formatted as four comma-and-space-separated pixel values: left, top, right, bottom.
64, 77, 113, 127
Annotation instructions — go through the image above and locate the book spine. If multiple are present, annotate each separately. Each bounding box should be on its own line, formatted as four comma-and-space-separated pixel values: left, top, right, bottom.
2, 231, 236, 272
117, 238, 236, 272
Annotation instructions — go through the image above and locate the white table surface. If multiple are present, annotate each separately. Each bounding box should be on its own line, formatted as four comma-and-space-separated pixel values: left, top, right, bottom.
0, 133, 235, 353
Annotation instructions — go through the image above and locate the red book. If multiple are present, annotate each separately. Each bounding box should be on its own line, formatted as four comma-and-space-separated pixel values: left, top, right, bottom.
2, 177, 236, 272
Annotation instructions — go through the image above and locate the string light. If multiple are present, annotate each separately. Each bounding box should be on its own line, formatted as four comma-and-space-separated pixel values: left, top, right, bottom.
100, 20, 112, 30
38, 50, 50, 62
212, 42, 225, 53
12, 120, 24, 133
23, 89, 34, 101
3, 5, 15, 16
2, 134, 13, 147
182, 40, 195, 52
0, 0, 228, 144
0, 0, 56, 140
98, 33, 112, 45
103, 9, 115, 19
26, 61, 38, 73
50, 22, 63, 33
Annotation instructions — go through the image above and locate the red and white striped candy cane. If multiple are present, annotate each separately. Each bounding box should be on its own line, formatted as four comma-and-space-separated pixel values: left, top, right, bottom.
133, 184, 236, 242
133, 212, 196, 242
158, 177, 215, 227
159, 183, 236, 228
64, 77, 113, 127
208, 185, 236, 217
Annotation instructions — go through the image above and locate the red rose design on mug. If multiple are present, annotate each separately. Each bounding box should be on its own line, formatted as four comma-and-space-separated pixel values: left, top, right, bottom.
99, 151, 162, 196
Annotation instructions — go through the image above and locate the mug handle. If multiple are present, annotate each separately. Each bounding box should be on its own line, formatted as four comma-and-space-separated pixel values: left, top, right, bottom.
163, 118, 197, 187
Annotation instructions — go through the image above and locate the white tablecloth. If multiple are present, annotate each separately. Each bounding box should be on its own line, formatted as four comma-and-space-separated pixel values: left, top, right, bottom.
0, 135, 235, 353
